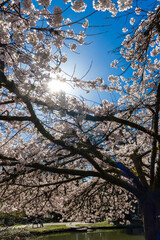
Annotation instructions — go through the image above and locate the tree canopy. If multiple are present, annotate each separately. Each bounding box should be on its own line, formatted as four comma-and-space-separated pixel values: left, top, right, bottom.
0, 1, 160, 239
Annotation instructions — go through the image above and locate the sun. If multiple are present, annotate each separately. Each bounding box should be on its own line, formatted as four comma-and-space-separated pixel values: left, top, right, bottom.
48, 79, 67, 92
48, 73, 71, 93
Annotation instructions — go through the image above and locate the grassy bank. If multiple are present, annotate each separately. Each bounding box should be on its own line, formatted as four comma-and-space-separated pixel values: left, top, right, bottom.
0, 222, 116, 239
0, 228, 30, 240
29, 224, 70, 233
76, 222, 113, 227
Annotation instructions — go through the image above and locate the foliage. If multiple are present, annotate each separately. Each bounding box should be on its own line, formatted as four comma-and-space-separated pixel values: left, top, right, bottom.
0, 210, 26, 225
0, 227, 29, 240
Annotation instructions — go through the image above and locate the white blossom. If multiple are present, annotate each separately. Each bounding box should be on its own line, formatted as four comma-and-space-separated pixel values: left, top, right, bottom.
82, 19, 89, 28
70, 43, 77, 51
130, 17, 135, 25
110, 59, 119, 68
61, 54, 68, 63
38, 0, 51, 8
135, 7, 141, 15
122, 27, 128, 33
71, 0, 87, 12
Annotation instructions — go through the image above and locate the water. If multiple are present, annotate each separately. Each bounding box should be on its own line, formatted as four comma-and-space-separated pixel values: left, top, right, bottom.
34, 230, 145, 240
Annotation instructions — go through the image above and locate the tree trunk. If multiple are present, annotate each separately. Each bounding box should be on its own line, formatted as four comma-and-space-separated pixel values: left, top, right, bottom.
140, 191, 160, 240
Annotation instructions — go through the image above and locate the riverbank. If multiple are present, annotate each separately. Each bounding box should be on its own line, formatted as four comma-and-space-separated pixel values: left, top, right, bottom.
0, 221, 144, 239
29, 222, 143, 236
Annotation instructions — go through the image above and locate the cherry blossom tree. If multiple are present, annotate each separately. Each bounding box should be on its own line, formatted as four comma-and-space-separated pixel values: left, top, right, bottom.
0, 1, 160, 240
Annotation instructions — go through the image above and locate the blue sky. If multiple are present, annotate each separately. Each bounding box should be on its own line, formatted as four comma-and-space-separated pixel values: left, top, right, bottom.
47, 0, 155, 105
58, 4, 123, 104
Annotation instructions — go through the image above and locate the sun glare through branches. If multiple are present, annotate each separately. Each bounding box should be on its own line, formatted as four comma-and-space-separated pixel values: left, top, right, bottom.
48, 73, 72, 93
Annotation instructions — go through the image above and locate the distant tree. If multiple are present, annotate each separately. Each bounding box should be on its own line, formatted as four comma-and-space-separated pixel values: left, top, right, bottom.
0, 1, 160, 240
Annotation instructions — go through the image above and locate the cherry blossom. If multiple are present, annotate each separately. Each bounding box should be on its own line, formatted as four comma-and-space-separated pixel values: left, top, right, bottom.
0, 1, 160, 240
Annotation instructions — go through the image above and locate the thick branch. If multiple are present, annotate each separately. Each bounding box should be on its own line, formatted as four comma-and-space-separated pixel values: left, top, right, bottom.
29, 163, 141, 198
0, 153, 18, 162
0, 115, 31, 122
14, 176, 84, 188
28, 163, 101, 178
130, 150, 148, 189
0, 100, 15, 105
0, 72, 143, 197
1, 76, 119, 182
33, 99, 160, 141
85, 114, 160, 141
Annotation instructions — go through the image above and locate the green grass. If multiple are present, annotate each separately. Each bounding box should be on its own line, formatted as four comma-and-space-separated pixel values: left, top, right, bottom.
88, 222, 114, 227
76, 222, 114, 227
0, 222, 116, 239
15, 223, 26, 226
29, 224, 69, 233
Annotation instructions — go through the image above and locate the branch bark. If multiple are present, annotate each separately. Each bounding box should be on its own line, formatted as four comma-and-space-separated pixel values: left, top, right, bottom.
150, 83, 160, 186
